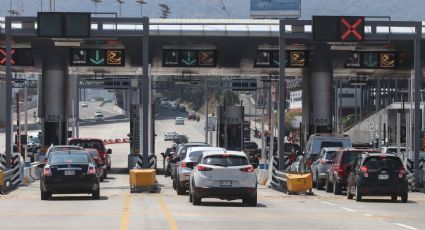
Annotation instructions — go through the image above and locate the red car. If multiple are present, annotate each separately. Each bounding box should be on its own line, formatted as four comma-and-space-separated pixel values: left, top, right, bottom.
85, 148, 106, 182
325, 148, 379, 195
69, 138, 112, 178
188, 112, 197, 120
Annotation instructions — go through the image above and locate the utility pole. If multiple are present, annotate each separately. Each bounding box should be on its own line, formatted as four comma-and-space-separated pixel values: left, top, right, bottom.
205, 79, 208, 144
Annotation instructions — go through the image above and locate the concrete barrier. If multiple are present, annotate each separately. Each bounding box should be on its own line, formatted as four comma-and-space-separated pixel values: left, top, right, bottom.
23, 163, 41, 185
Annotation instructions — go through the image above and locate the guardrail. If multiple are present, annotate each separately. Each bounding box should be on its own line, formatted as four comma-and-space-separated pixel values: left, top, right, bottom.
269, 155, 292, 191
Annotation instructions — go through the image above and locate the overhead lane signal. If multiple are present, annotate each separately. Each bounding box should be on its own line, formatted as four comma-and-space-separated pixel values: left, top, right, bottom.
313, 16, 365, 42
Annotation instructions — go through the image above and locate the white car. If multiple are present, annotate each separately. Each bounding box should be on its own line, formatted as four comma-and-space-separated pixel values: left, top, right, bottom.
175, 117, 185, 125
381, 146, 406, 160
189, 150, 258, 206
175, 146, 225, 195
164, 131, 178, 141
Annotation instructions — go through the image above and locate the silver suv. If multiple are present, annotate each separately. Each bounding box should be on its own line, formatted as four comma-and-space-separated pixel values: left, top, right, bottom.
311, 147, 338, 190
175, 146, 224, 195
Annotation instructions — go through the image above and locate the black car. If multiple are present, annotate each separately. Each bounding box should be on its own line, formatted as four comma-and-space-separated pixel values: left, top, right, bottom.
347, 153, 408, 202
173, 135, 189, 144
39, 150, 101, 200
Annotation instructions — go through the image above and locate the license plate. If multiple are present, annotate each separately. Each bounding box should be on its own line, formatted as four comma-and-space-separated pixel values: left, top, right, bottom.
378, 174, 389, 180
220, 180, 232, 187
64, 170, 75, 176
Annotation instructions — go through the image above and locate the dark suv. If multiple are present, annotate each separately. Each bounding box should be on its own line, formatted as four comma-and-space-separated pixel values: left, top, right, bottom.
326, 148, 379, 195
347, 153, 408, 202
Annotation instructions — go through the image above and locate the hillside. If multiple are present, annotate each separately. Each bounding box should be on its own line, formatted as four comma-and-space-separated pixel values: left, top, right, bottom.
1, 0, 425, 21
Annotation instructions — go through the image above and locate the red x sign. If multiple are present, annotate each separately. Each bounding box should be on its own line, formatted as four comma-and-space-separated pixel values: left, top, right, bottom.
0, 48, 16, 65
340, 17, 364, 41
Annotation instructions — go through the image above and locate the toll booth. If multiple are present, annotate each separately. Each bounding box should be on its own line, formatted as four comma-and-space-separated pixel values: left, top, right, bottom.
216, 105, 244, 151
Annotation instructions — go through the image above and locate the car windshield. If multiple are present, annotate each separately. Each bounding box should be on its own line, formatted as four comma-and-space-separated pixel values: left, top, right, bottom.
386, 148, 406, 154
69, 140, 104, 151
49, 152, 90, 164
203, 155, 249, 167
363, 156, 402, 169
325, 151, 337, 160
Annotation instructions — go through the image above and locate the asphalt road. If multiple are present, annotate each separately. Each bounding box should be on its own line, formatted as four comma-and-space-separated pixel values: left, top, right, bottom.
1, 111, 425, 230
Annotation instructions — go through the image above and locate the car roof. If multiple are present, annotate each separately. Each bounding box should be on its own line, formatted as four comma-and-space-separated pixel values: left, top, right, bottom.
361, 153, 400, 158
187, 147, 224, 154
69, 138, 103, 141
202, 150, 247, 157
321, 147, 340, 152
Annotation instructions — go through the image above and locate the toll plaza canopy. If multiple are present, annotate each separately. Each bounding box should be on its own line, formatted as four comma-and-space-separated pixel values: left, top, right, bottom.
0, 17, 425, 78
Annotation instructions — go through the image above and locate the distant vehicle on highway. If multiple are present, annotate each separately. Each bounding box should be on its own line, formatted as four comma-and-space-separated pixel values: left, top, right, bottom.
347, 153, 408, 202
81, 103, 88, 108
189, 150, 258, 206
175, 146, 224, 195
164, 131, 178, 141
68, 138, 112, 177
175, 117, 185, 125
206, 116, 217, 131
94, 112, 104, 122
188, 111, 197, 120
39, 150, 101, 200
173, 134, 189, 144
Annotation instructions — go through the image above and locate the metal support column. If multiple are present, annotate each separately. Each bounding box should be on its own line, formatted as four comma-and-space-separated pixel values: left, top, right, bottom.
140, 17, 150, 168
413, 22, 421, 188
278, 20, 286, 171
75, 75, 80, 137
205, 79, 208, 144
5, 17, 12, 169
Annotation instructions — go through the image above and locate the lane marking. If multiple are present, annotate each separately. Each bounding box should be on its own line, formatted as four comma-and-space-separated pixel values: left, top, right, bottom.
119, 194, 131, 230
341, 207, 357, 212
157, 196, 179, 230
393, 223, 417, 230
321, 201, 336, 206
364, 213, 374, 217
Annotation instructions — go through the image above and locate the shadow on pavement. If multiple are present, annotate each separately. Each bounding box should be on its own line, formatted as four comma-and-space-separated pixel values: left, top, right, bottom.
198, 201, 267, 208
49, 195, 109, 201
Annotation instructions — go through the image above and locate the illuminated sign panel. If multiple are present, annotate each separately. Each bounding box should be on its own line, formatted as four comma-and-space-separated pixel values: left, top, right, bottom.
344, 52, 398, 69
255, 50, 308, 68
162, 50, 217, 67
70, 49, 125, 66
0, 48, 34, 66
313, 16, 365, 42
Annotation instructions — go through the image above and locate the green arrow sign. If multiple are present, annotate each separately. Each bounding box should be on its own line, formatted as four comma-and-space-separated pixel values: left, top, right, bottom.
182, 51, 197, 66
90, 50, 105, 65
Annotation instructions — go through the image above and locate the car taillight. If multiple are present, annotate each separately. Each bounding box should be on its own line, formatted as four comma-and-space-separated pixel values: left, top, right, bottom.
43, 158, 48, 164
320, 160, 326, 165
181, 162, 187, 168
360, 166, 368, 178
101, 151, 106, 159
337, 168, 344, 176
240, 165, 254, 172
197, 165, 213, 171
88, 165, 96, 175
399, 166, 405, 178
43, 166, 52, 176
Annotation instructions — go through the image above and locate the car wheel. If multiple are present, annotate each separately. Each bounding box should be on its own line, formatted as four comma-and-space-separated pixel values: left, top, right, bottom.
316, 173, 323, 190
92, 188, 100, 200
103, 170, 107, 179
243, 193, 257, 207
355, 186, 362, 202
192, 191, 202, 206
333, 178, 342, 195
176, 181, 185, 195
189, 188, 193, 203
325, 177, 333, 193
172, 179, 176, 190
391, 195, 397, 202
107, 163, 111, 170
100, 175, 104, 182
346, 186, 354, 199
401, 193, 408, 203
41, 191, 51, 200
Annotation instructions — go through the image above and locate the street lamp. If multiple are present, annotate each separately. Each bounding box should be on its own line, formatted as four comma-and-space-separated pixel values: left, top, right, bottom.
91, 0, 102, 13
136, 0, 147, 17
116, 0, 124, 17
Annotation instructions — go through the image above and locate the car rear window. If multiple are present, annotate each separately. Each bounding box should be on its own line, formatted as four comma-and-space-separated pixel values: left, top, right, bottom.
49, 152, 90, 164
342, 151, 363, 164
69, 139, 104, 151
363, 156, 402, 169
203, 155, 249, 167
188, 151, 203, 161
88, 150, 98, 158
325, 151, 337, 160
321, 141, 343, 149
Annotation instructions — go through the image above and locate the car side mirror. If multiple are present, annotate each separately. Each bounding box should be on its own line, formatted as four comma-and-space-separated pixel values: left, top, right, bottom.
252, 163, 259, 169
107, 149, 112, 154
37, 163, 45, 168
